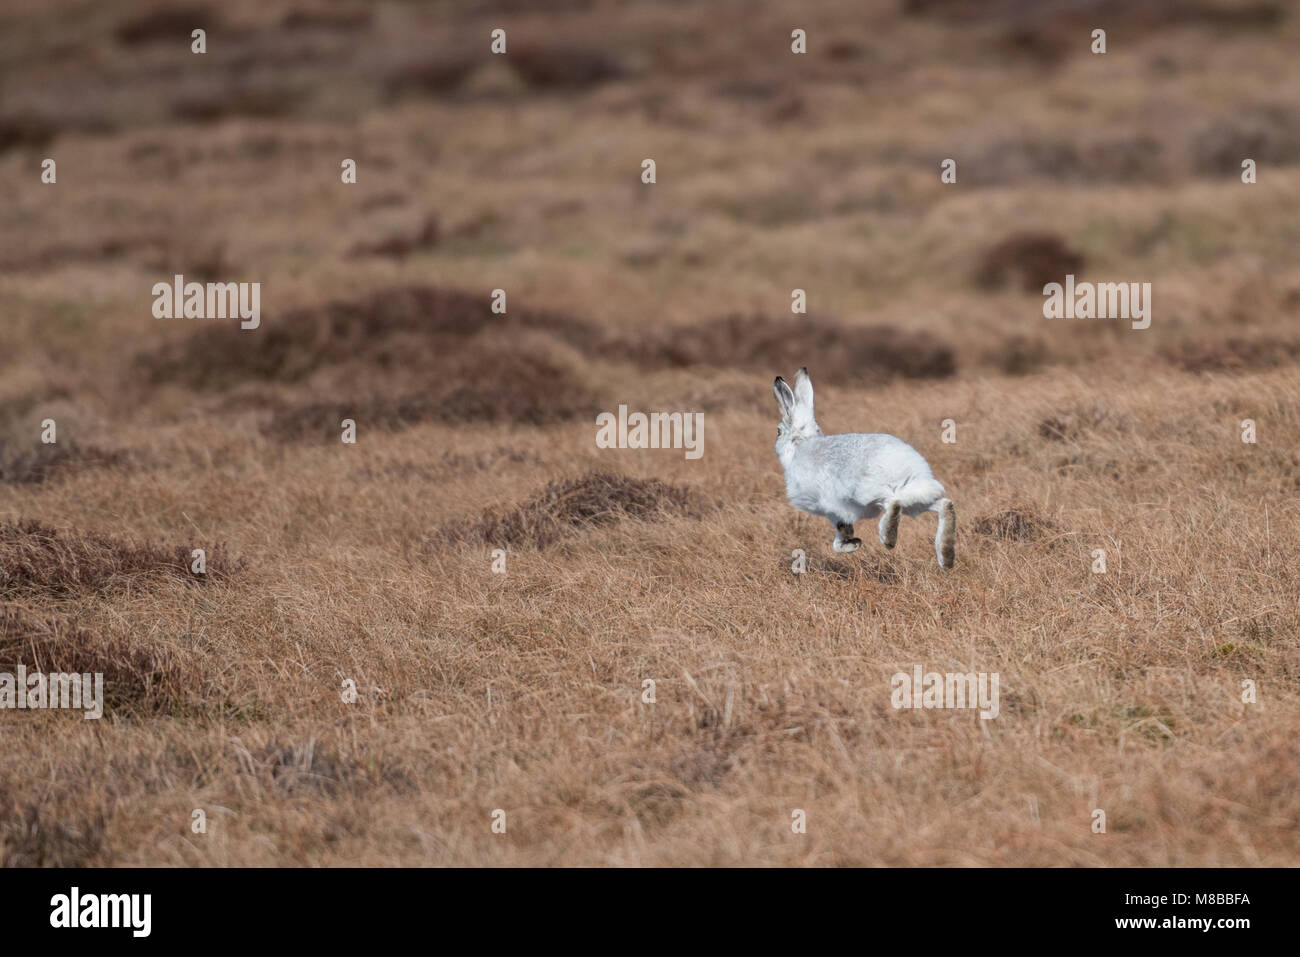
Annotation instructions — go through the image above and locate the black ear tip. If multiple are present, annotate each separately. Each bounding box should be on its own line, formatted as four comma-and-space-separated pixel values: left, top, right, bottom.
799, 366, 808, 376
774, 376, 785, 386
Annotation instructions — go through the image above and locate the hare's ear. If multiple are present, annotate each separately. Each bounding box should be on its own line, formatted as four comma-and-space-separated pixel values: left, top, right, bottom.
792, 366, 814, 412
773, 376, 795, 419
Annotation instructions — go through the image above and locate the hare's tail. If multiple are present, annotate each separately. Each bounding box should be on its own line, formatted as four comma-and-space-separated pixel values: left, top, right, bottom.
935, 498, 956, 569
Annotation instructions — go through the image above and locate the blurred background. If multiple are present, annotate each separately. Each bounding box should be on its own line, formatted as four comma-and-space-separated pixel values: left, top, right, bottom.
1, 0, 1298, 456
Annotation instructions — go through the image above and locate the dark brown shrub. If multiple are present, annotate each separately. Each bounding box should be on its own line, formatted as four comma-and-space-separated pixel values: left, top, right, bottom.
0, 795, 108, 867
265, 395, 436, 443
134, 237, 231, 282
1037, 416, 1070, 442
352, 448, 540, 483
139, 287, 498, 387
816, 554, 899, 584
991, 335, 1050, 376
0, 231, 204, 275
137, 285, 954, 393
138, 286, 607, 390
0, 609, 194, 716
1037, 402, 1121, 442
0, 112, 59, 154
509, 44, 624, 90
262, 347, 600, 441
976, 231, 1084, 292
971, 507, 1057, 541
170, 84, 303, 123
963, 134, 1166, 187
437, 472, 713, 549
1162, 336, 1300, 373
0, 440, 131, 485
1193, 108, 1300, 175
244, 740, 355, 796
383, 53, 478, 98
825, 40, 868, 61
0, 521, 241, 597
280, 8, 372, 31
348, 215, 440, 259
116, 6, 219, 45
431, 347, 601, 424
904, 1, 1284, 57
613, 314, 956, 383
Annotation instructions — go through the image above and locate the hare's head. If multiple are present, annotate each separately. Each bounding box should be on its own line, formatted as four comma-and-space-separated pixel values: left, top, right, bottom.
773, 367, 822, 460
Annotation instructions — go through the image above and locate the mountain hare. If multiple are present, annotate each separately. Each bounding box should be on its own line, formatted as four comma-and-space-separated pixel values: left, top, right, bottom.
774, 368, 955, 568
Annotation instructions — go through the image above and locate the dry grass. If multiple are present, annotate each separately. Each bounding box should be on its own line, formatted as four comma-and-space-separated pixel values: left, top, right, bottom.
0, 0, 1297, 867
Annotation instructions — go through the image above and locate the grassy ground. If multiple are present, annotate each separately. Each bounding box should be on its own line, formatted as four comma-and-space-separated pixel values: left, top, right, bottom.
0, 0, 1297, 865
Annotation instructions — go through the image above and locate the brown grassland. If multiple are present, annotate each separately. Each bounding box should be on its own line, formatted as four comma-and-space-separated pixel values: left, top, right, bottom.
0, 0, 1298, 866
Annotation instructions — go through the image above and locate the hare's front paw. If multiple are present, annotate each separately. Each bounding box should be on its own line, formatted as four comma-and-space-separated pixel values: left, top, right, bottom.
833, 537, 862, 553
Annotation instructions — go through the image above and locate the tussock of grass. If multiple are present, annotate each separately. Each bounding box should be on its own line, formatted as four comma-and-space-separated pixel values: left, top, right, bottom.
971, 506, 1057, 542
1162, 335, 1300, 373
617, 314, 957, 383
988, 335, 1051, 376
0, 609, 194, 716
509, 44, 625, 91
0, 795, 108, 867
138, 286, 956, 418
170, 84, 304, 123
0, 440, 132, 485
280, 8, 372, 32
437, 472, 714, 549
1037, 402, 1124, 442
0, 521, 241, 597
382, 52, 480, 99
138, 287, 523, 387
347, 214, 440, 260
115, 7, 219, 46
0, 112, 59, 154
976, 232, 1085, 292
262, 348, 601, 440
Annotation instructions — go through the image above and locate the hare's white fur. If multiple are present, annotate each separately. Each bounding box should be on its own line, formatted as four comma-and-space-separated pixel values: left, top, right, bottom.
774, 367, 955, 568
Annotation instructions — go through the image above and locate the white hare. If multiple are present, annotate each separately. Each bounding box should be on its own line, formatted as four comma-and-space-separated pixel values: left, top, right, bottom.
773, 367, 955, 568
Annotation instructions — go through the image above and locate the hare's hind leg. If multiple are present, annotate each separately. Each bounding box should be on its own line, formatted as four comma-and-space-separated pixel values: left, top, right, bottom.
878, 499, 901, 548
934, 498, 956, 569
832, 521, 861, 553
